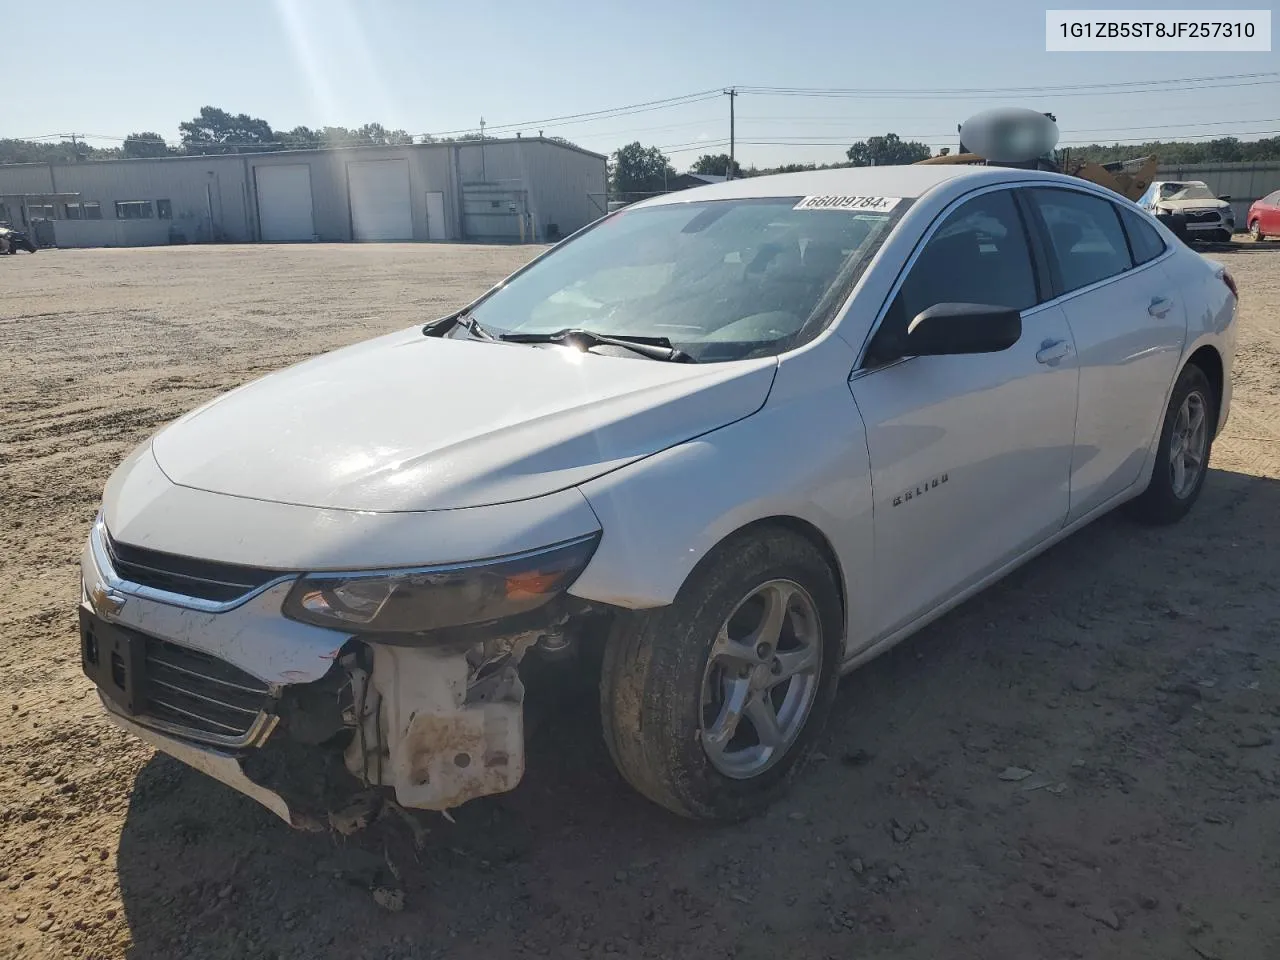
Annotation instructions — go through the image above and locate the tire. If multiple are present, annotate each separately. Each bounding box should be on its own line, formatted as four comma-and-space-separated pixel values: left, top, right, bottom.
1127, 364, 1215, 525
1214, 230, 1233, 244
600, 526, 842, 821
1251, 220, 1265, 242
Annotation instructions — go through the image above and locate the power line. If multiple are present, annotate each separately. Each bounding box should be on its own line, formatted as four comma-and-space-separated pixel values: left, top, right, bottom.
736, 71, 1280, 98
711, 118, 1280, 142
42, 90, 726, 150
738, 79, 1280, 102
723, 129, 1280, 148
12, 71, 1280, 156
424, 89, 723, 137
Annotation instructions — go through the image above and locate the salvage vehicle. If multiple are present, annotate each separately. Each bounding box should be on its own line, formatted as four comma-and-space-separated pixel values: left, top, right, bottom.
1137, 181, 1236, 243
80, 163, 1236, 826
0, 222, 38, 253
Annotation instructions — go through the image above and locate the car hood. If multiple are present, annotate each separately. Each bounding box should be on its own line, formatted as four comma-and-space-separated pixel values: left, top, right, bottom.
151, 326, 777, 511
1157, 198, 1230, 213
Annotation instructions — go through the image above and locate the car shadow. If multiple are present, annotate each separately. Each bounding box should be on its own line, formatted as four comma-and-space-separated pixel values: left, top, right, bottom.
1196, 240, 1280, 255
114, 466, 1280, 960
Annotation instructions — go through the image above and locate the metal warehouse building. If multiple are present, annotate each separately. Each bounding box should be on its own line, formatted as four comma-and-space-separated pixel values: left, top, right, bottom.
0, 137, 606, 247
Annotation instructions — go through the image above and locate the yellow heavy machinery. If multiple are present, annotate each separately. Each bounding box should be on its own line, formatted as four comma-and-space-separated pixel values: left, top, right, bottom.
917, 150, 1157, 202
914, 110, 1157, 203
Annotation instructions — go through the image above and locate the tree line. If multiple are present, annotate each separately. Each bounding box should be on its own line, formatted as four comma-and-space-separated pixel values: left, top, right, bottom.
4, 106, 1279, 186
0, 105, 506, 165
610, 133, 1280, 197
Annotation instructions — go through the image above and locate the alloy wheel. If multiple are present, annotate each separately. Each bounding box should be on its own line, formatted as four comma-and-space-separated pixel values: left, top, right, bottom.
1169, 390, 1209, 499
700, 579, 822, 779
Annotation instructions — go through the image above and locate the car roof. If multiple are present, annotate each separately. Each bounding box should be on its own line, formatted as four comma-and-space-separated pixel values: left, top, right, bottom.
635, 164, 1072, 208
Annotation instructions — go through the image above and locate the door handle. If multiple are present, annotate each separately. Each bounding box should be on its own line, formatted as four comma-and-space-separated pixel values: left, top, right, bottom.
1148, 296, 1174, 318
1036, 338, 1071, 365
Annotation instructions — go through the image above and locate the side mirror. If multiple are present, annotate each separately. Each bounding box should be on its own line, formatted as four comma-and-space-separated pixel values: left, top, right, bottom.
1218, 194, 1231, 202
904, 302, 1022, 357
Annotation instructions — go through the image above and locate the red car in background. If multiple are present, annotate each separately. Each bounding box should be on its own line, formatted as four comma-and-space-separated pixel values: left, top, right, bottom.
1248, 190, 1280, 241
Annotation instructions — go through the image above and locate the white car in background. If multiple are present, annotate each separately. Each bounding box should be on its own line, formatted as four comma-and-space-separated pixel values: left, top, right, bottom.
1139, 180, 1235, 242
79, 164, 1236, 826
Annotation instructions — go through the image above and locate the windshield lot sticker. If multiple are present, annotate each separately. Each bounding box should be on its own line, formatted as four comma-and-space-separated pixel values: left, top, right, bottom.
795, 196, 901, 212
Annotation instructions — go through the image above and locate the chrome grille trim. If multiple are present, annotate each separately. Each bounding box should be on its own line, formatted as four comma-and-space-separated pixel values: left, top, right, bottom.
90, 518, 295, 613
144, 655, 269, 695
146, 677, 262, 717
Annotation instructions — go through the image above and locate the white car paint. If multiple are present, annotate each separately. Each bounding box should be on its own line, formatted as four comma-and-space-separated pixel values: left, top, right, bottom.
80, 163, 1236, 822
150, 324, 777, 511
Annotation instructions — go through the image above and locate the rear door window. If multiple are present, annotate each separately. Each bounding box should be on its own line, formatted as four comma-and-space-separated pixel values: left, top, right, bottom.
1117, 205, 1167, 265
1030, 188, 1134, 294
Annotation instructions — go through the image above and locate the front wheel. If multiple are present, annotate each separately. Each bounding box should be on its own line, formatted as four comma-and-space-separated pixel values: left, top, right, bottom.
600, 527, 843, 820
1251, 220, 1266, 242
1127, 364, 1215, 525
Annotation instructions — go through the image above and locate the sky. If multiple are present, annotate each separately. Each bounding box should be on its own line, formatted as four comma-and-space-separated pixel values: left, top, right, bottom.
5, 0, 1278, 169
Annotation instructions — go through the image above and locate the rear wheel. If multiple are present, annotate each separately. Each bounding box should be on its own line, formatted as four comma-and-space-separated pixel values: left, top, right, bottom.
1251, 220, 1266, 242
600, 527, 842, 820
1128, 364, 1215, 525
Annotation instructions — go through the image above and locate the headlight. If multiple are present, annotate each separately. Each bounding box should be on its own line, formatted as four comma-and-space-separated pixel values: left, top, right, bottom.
283, 533, 600, 634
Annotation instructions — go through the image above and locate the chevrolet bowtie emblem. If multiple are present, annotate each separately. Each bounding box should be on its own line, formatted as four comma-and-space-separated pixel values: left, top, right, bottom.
89, 584, 127, 618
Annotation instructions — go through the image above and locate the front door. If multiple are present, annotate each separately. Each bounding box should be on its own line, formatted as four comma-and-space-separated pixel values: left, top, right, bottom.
850, 187, 1079, 640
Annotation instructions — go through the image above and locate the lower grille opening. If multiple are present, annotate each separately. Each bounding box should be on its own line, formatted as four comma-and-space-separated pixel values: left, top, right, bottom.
141, 635, 274, 744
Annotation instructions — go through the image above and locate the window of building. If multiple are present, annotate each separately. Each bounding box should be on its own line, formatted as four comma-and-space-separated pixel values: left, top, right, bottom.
65, 202, 83, 220
115, 201, 154, 219
84, 202, 102, 220
1029, 188, 1133, 294
1117, 205, 1167, 266
27, 203, 56, 219
157, 199, 173, 220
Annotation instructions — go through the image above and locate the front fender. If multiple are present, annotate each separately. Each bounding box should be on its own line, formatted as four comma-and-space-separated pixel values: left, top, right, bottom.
568, 333, 876, 657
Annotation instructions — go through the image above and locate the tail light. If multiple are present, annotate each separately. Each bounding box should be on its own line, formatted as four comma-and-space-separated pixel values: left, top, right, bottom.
1219, 268, 1238, 299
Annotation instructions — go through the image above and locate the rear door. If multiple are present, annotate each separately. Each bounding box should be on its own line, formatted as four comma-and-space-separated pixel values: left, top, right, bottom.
1026, 188, 1185, 522
850, 186, 1079, 639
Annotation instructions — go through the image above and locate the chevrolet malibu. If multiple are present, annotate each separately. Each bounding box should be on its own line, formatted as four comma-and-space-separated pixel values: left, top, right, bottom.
80, 165, 1236, 825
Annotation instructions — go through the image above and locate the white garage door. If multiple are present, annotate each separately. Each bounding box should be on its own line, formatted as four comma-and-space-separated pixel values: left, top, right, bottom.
348, 159, 413, 241
255, 164, 315, 242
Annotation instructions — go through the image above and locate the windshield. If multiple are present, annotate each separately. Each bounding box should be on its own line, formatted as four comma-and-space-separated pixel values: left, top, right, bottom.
466, 197, 906, 362
1159, 182, 1216, 201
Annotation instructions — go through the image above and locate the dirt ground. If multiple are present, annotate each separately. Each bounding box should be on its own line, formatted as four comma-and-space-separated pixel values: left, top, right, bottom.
2, 241, 1279, 960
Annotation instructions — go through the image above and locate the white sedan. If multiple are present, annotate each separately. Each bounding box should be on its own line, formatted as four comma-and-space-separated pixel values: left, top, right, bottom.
79, 164, 1236, 825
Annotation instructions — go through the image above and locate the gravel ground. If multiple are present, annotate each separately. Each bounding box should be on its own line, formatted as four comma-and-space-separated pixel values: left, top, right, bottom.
2, 241, 1279, 960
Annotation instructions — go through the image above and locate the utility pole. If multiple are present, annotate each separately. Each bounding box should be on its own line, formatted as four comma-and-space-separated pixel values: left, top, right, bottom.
70, 133, 81, 162
724, 88, 737, 180
479, 116, 487, 182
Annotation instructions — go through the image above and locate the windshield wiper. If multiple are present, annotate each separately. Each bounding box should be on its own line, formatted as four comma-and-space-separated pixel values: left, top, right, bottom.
499, 329, 696, 363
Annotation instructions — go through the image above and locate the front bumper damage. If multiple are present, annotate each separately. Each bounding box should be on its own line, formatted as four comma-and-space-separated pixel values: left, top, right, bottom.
94, 624, 545, 829
96, 627, 542, 827
80, 521, 557, 827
